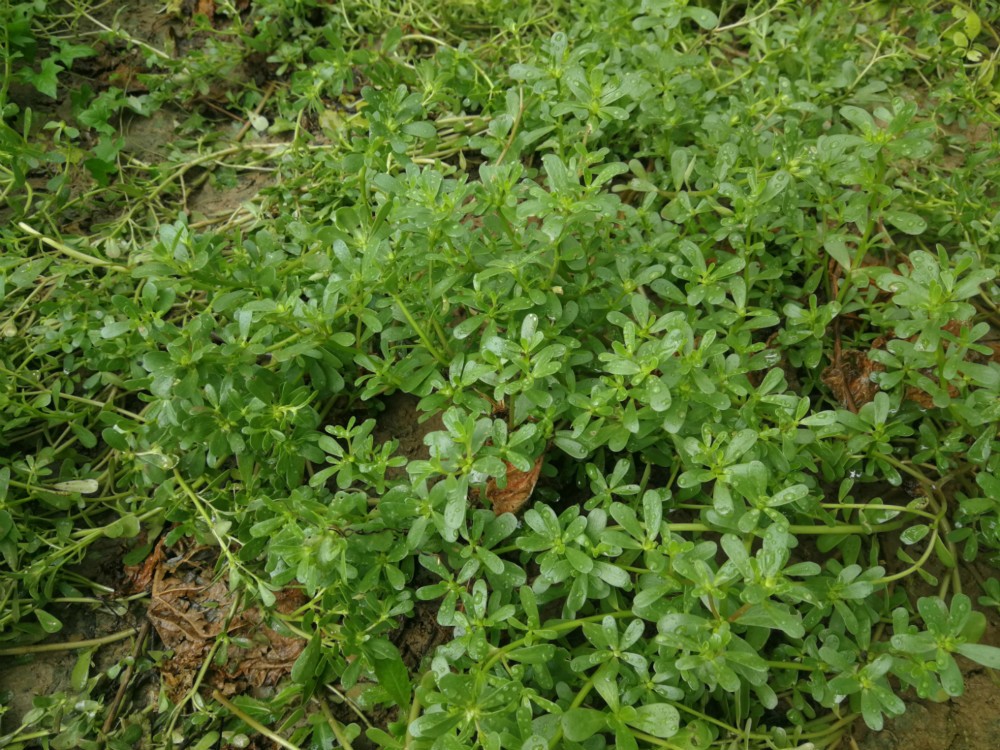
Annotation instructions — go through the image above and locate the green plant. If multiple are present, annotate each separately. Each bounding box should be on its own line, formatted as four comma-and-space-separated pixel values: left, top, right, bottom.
3, 1, 1000, 748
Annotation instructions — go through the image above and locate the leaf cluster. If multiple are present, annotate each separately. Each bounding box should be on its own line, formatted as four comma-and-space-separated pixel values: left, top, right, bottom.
3, 1, 1000, 748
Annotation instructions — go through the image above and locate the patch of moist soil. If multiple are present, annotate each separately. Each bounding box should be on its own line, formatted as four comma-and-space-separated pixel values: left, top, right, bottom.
91, 3, 175, 59
0, 539, 141, 734
85, 3, 274, 223
139, 537, 306, 703
92, 1, 272, 98
120, 111, 183, 162
371, 392, 446, 480
188, 168, 273, 222
333, 598, 451, 750
0, 606, 139, 733
0, 606, 133, 738
393, 598, 452, 673
372, 391, 451, 671
940, 121, 996, 171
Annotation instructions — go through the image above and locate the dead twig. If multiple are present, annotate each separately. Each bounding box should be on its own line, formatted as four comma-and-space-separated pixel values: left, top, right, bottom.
101, 619, 152, 736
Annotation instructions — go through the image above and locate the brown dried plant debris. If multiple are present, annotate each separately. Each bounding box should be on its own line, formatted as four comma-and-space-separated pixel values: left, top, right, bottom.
124, 536, 166, 592
822, 319, 1000, 412
903, 383, 961, 410
194, 0, 216, 17
129, 537, 305, 701
487, 455, 544, 516
822, 348, 884, 411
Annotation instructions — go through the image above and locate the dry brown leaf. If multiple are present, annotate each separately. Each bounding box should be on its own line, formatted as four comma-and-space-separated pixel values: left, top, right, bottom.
822, 349, 883, 411
904, 386, 936, 409
904, 381, 960, 409
123, 537, 166, 593
145, 539, 305, 700
941, 319, 965, 337
107, 62, 149, 93
487, 456, 543, 516
195, 0, 216, 17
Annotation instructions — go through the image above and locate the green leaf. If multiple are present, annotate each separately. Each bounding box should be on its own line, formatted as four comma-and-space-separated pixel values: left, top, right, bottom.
841, 105, 876, 133
627, 703, 680, 738
402, 121, 436, 139
292, 633, 322, 684
52, 479, 100, 494
562, 708, 607, 742
593, 661, 620, 712
71, 649, 94, 691
916, 597, 949, 633
670, 149, 690, 191
410, 712, 462, 739
934, 535, 956, 568
684, 7, 718, 30
823, 237, 853, 269
884, 211, 927, 235
257, 582, 277, 607
566, 546, 594, 574
507, 645, 555, 664
372, 651, 412, 708
36, 609, 63, 634
555, 433, 589, 459
955, 643, 1000, 668
962, 9, 982, 40
900, 524, 930, 545
542, 154, 575, 194
100, 319, 133, 340
760, 170, 791, 203
967, 425, 996, 465
25, 58, 61, 98
593, 561, 631, 588
738, 602, 805, 638
443, 490, 466, 537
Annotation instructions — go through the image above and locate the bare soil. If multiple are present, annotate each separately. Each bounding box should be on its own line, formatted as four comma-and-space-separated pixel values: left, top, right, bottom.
0, 538, 142, 733
854, 560, 1000, 750
371, 392, 445, 480
855, 670, 1000, 750
0, 607, 139, 732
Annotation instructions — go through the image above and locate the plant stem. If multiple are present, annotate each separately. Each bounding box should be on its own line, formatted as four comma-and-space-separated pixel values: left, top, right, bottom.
390, 292, 450, 365
18, 222, 129, 272
873, 520, 941, 585
664, 521, 904, 535
101, 620, 152, 734
316, 695, 355, 750
481, 610, 632, 672
212, 689, 303, 750
547, 674, 596, 749
0, 627, 138, 656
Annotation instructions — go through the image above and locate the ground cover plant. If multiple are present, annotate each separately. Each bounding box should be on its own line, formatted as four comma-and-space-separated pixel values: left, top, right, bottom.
2, 0, 1000, 748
